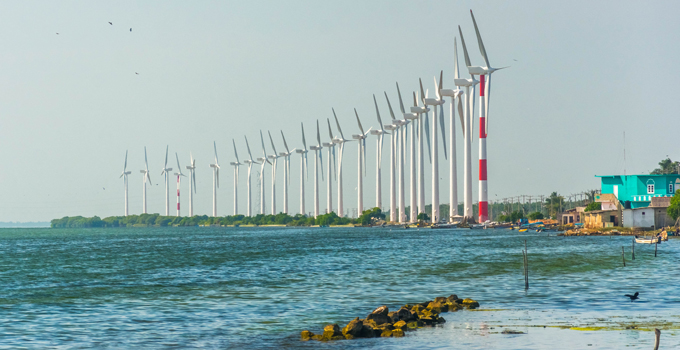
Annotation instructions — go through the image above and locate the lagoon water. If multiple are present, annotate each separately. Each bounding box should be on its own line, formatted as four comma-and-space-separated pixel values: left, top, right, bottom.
1, 227, 678, 349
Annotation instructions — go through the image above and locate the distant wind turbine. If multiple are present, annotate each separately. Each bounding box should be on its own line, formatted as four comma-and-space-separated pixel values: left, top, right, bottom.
352, 109, 372, 214
385, 92, 408, 223
211, 141, 221, 217
422, 74, 445, 224
296, 123, 309, 215
323, 119, 337, 214
120, 150, 132, 216
397, 84, 419, 223
309, 121, 325, 218
173, 152, 186, 217
258, 131, 272, 215
160, 146, 173, 216
279, 131, 296, 215
185, 153, 197, 216
370, 95, 389, 212
140, 147, 152, 214
243, 136, 259, 217
267, 131, 281, 214
332, 108, 353, 218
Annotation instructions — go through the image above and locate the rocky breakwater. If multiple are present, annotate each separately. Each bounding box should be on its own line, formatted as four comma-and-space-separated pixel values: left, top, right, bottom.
301, 294, 480, 341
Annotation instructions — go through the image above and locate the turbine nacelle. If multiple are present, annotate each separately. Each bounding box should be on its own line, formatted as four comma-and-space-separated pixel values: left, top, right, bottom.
309, 145, 322, 151
383, 124, 397, 131
454, 78, 478, 87
440, 88, 461, 97
403, 112, 418, 120
424, 97, 444, 106
257, 157, 267, 162
322, 142, 334, 147
295, 149, 307, 154
410, 106, 428, 114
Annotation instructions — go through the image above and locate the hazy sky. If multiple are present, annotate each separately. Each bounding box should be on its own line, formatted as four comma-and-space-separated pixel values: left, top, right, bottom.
1, 0, 678, 221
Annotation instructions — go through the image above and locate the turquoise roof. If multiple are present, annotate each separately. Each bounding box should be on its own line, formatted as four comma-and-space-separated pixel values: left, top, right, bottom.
596, 174, 680, 209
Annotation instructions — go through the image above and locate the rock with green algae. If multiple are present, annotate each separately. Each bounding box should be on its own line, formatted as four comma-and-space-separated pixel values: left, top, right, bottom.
427, 301, 446, 313
380, 329, 393, 337
321, 324, 342, 340
301, 330, 314, 341
366, 305, 391, 325
342, 317, 363, 338
462, 298, 480, 309
407, 320, 422, 329
392, 329, 405, 337
393, 320, 408, 330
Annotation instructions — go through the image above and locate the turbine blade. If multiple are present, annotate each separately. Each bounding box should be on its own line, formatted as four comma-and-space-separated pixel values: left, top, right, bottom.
484, 74, 491, 134
438, 70, 443, 94
144, 146, 149, 171
164, 145, 168, 168
396, 82, 405, 114
454, 37, 460, 80
327, 118, 334, 141
363, 139, 366, 177
385, 93, 396, 120
301, 122, 307, 150
175, 152, 182, 175
217, 167, 220, 188
123, 150, 128, 172
470, 10, 491, 68
268, 131, 278, 155
214, 141, 220, 164
458, 95, 465, 135
245, 136, 254, 161
434, 75, 441, 100
374, 94, 385, 130
333, 108, 345, 140
260, 130, 267, 157
232, 139, 239, 163
458, 26, 472, 68
419, 78, 426, 104
281, 131, 290, 153
412, 91, 417, 107
316, 120, 321, 146
332, 146, 337, 181
193, 172, 197, 193
439, 105, 447, 160
425, 113, 431, 163
354, 108, 365, 134
319, 149, 324, 181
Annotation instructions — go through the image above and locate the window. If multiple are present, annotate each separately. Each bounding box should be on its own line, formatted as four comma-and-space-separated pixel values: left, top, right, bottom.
670, 183, 674, 193
647, 184, 655, 194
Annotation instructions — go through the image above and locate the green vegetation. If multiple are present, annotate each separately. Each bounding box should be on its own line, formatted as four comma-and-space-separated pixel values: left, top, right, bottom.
51, 211, 360, 228
417, 212, 430, 222
497, 210, 525, 223
668, 190, 680, 221
527, 212, 544, 220
357, 207, 386, 226
651, 158, 680, 175
584, 202, 601, 212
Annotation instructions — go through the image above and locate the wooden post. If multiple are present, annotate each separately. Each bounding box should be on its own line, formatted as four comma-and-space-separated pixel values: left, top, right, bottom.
654, 328, 660, 350
632, 238, 635, 260
655, 242, 658, 257
622, 247, 626, 267
524, 240, 529, 289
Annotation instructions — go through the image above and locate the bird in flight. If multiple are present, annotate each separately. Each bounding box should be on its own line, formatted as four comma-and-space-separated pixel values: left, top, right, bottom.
108, 22, 113, 25
56, 33, 59, 35
135, 72, 139, 75
130, 28, 132, 32
624, 292, 639, 301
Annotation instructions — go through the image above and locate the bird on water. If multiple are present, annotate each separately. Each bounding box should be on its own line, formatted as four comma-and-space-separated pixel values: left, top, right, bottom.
624, 292, 639, 301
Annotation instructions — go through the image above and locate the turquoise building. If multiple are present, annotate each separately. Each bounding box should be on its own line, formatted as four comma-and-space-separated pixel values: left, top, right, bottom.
597, 174, 680, 208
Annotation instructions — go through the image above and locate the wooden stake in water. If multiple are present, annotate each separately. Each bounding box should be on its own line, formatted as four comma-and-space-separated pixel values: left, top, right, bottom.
632, 238, 635, 260
524, 240, 529, 289
655, 242, 658, 257
622, 247, 626, 267
654, 328, 661, 350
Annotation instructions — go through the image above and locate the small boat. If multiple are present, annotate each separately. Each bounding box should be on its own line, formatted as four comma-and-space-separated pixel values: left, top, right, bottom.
518, 228, 528, 232
635, 235, 661, 244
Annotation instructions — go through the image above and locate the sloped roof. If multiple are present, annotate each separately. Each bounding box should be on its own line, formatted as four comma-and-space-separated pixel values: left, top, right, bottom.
650, 197, 671, 208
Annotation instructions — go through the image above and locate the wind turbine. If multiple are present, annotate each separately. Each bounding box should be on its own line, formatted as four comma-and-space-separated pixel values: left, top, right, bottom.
267, 131, 281, 214
458, 26, 480, 222
370, 95, 388, 212
211, 141, 222, 217
139, 147, 152, 214
309, 121, 325, 218
173, 152, 186, 217
279, 131, 296, 215
228, 140, 240, 216
185, 153, 197, 216
469, 10, 507, 223
257, 131, 272, 215
421, 73, 445, 224
332, 108, 352, 218
296, 123, 309, 216
243, 136, 260, 217
160, 146, 173, 216
383, 121, 397, 222
323, 119, 337, 214
352, 109, 372, 215
120, 150, 131, 216
396, 83, 419, 223
410, 91, 429, 218
441, 38, 465, 223
385, 93, 408, 223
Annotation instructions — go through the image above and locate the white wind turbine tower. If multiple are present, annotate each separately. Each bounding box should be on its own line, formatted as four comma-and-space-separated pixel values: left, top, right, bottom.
309, 121, 325, 218
441, 38, 465, 222
458, 26, 480, 221
352, 109, 372, 215
421, 74, 445, 224
296, 123, 309, 216
410, 91, 429, 218
332, 109, 352, 218
173, 152, 186, 217
120, 150, 131, 216
323, 119, 337, 214
469, 10, 507, 223
267, 131, 281, 214
139, 147, 152, 214
396, 83, 419, 223
279, 131, 296, 215
243, 136, 260, 217
257, 131, 272, 215
211, 141, 222, 217
383, 121, 397, 222
385, 93, 408, 223
370, 95, 388, 212
185, 153, 197, 216
160, 146, 173, 216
